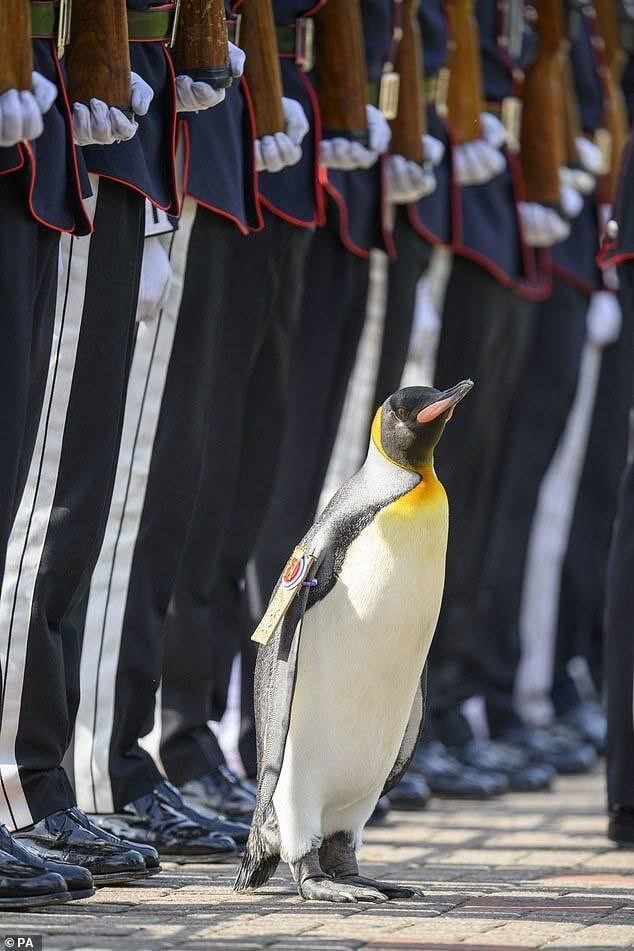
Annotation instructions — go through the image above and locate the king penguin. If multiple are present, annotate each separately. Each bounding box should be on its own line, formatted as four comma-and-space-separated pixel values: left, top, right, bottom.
235, 381, 473, 902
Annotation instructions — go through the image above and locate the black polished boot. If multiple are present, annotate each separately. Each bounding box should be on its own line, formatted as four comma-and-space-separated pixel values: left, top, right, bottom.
82, 815, 161, 874
497, 725, 597, 775
454, 739, 556, 792
387, 771, 432, 810
13, 808, 148, 885
0, 824, 94, 901
608, 806, 634, 848
179, 765, 256, 820
559, 703, 607, 756
0, 849, 70, 910
414, 741, 509, 798
96, 782, 237, 863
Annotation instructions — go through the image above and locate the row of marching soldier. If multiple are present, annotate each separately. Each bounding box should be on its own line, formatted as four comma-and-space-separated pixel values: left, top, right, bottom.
0, 0, 633, 910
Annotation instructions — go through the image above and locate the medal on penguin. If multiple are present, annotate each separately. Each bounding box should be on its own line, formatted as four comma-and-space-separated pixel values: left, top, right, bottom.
236, 381, 473, 903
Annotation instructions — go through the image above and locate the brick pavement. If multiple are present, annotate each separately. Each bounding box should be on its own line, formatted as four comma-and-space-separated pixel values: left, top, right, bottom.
3, 769, 633, 950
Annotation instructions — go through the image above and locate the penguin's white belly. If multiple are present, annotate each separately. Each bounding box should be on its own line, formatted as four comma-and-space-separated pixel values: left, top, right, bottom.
273, 491, 448, 858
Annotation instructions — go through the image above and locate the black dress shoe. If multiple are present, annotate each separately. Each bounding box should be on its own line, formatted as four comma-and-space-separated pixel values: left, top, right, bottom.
179, 765, 256, 819
387, 771, 431, 810
0, 824, 94, 901
0, 849, 70, 910
98, 782, 237, 863
413, 741, 509, 798
176, 797, 251, 846
83, 816, 161, 874
454, 739, 555, 792
367, 796, 391, 826
608, 806, 634, 848
13, 808, 148, 885
559, 703, 607, 755
498, 725, 597, 775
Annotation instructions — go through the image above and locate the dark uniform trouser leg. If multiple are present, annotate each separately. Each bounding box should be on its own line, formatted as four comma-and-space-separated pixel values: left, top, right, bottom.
0, 180, 143, 830
605, 262, 634, 809
0, 172, 58, 579
553, 294, 634, 714
371, 207, 433, 410
427, 257, 536, 739
471, 279, 588, 735
74, 211, 249, 812
159, 217, 311, 787
254, 210, 372, 603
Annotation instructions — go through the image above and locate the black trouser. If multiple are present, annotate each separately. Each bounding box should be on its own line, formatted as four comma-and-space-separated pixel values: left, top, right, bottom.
474, 279, 588, 735
553, 298, 634, 715
426, 256, 536, 743
0, 171, 59, 583
0, 179, 144, 829
605, 261, 634, 809
372, 206, 433, 411
83, 211, 312, 798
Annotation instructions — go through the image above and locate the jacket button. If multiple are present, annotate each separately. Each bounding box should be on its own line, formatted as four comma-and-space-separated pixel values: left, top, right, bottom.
606, 219, 619, 239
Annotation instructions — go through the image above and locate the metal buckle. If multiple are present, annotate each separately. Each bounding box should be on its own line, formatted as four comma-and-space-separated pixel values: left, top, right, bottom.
295, 17, 314, 72
57, 0, 72, 57
594, 128, 612, 176
501, 96, 522, 152
228, 13, 241, 48
170, 0, 182, 48
379, 66, 399, 120
435, 66, 450, 118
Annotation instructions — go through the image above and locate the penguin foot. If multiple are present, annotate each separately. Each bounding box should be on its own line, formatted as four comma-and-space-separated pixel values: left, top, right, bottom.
298, 876, 388, 903
340, 874, 424, 900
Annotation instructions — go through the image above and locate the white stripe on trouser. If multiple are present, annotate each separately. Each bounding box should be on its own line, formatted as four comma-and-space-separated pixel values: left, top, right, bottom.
0, 180, 100, 830
74, 198, 198, 815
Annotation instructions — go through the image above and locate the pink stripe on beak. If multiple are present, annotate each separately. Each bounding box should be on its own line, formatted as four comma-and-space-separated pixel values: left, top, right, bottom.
416, 396, 455, 424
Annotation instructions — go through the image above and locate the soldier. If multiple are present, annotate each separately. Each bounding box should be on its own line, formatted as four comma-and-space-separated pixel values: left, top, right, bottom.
71, 1, 313, 855
412, 0, 591, 797
0, 0, 230, 879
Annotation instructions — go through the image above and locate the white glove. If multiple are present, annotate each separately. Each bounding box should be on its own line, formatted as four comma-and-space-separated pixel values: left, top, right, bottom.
229, 42, 246, 79
586, 290, 622, 347
576, 136, 605, 176
386, 154, 436, 203
136, 236, 172, 322
560, 181, 584, 218
319, 103, 391, 170
423, 133, 445, 167
255, 97, 308, 172
72, 99, 138, 146
175, 74, 225, 112
453, 112, 506, 186
519, 201, 571, 247
560, 165, 594, 197
130, 71, 154, 117
0, 71, 57, 147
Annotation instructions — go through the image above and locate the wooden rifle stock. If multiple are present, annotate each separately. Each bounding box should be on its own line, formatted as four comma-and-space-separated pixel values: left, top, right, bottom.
65, 0, 131, 112
561, 52, 581, 166
0, 0, 32, 95
313, 0, 368, 144
240, 0, 285, 137
389, 0, 425, 163
520, 0, 566, 205
445, 0, 483, 144
172, 0, 233, 90
593, 0, 628, 202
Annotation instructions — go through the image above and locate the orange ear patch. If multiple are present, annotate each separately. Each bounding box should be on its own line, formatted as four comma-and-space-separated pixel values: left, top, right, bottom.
416, 397, 453, 424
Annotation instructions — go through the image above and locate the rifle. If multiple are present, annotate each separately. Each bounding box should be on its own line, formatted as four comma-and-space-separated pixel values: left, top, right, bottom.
65, 0, 132, 113
313, 0, 368, 144
240, 0, 285, 137
389, 0, 425, 163
520, 0, 566, 206
172, 0, 233, 90
0, 0, 32, 95
561, 51, 582, 166
593, 0, 628, 202
445, 0, 483, 144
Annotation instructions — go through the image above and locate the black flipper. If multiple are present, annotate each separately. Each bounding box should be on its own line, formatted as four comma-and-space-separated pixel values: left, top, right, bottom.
381, 664, 428, 797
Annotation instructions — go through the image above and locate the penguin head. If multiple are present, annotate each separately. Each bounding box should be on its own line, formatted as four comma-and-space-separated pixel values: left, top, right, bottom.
372, 381, 473, 471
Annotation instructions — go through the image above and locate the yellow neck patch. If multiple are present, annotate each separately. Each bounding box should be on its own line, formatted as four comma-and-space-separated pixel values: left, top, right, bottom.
371, 407, 446, 512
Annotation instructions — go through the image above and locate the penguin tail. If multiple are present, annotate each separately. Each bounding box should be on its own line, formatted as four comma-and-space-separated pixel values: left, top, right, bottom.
234, 825, 280, 891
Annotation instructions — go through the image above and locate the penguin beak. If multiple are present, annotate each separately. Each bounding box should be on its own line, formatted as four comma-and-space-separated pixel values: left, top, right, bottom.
416, 379, 474, 424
